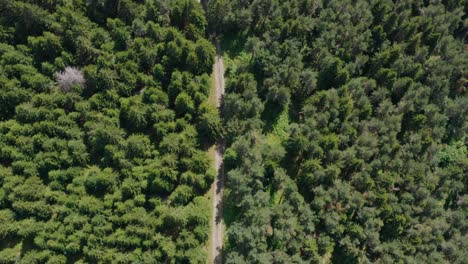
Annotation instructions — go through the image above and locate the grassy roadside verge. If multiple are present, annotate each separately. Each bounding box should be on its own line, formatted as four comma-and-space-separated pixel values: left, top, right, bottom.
219, 30, 293, 253
204, 63, 217, 263
204, 144, 216, 264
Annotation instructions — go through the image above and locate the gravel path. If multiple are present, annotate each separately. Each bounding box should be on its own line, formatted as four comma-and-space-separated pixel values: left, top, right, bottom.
211, 40, 225, 264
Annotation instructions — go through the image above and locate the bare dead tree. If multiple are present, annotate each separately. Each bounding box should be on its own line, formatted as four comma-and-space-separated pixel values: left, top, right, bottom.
55, 67, 85, 92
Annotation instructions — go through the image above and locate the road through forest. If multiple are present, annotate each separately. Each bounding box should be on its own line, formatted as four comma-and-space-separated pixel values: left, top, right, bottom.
211, 41, 225, 264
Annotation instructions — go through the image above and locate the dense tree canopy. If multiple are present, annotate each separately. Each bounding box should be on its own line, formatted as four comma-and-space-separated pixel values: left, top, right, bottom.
0, 0, 217, 263
212, 0, 467, 263
0, 0, 467, 263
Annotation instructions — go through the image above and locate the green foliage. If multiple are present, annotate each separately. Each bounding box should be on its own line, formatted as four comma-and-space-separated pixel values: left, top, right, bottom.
215, 0, 468, 263
175, 92, 195, 117
1, 0, 467, 263
0, 0, 215, 262
197, 102, 223, 143
318, 56, 350, 90
28, 32, 62, 63
170, 0, 207, 40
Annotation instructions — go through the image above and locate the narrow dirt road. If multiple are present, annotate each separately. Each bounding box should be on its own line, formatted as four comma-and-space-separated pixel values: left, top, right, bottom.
211, 41, 225, 264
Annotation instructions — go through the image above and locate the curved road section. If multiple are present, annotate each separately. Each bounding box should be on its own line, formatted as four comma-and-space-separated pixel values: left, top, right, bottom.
211, 41, 225, 264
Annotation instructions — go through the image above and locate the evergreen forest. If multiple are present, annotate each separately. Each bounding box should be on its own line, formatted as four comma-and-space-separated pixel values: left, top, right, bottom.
0, 0, 467, 263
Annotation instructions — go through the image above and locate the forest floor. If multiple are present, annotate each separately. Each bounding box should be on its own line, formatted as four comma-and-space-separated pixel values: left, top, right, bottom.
210, 40, 225, 264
